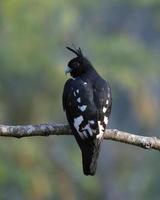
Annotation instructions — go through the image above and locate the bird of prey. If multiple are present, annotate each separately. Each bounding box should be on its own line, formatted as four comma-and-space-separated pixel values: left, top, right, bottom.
62, 46, 112, 175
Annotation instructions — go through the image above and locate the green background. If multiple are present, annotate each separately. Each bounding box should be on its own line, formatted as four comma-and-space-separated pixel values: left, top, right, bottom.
0, 0, 160, 199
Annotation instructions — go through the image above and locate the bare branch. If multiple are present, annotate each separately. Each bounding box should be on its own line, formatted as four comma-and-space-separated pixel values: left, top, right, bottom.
103, 129, 160, 150
0, 123, 159, 151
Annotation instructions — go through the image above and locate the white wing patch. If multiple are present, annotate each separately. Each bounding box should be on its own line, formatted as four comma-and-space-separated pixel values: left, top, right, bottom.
83, 124, 93, 136
74, 116, 84, 139
96, 116, 109, 140
77, 97, 81, 103
89, 120, 94, 124
103, 107, 107, 113
82, 131, 88, 138
106, 99, 109, 105
76, 89, 79, 93
78, 105, 87, 112
73, 116, 94, 139
104, 116, 108, 125
97, 121, 104, 140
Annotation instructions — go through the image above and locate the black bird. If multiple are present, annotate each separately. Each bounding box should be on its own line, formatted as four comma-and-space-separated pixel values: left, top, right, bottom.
63, 46, 112, 175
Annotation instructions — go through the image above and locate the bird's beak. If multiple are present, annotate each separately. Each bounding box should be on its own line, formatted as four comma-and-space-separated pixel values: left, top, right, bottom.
65, 66, 72, 75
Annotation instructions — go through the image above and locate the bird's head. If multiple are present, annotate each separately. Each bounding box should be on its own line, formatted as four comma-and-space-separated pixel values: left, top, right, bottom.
65, 46, 93, 78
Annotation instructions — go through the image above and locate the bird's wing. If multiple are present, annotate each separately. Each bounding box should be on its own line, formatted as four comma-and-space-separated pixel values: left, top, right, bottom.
93, 78, 112, 139
62, 78, 99, 140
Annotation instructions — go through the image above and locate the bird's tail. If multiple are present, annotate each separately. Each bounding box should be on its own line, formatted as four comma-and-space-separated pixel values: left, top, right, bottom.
81, 139, 101, 176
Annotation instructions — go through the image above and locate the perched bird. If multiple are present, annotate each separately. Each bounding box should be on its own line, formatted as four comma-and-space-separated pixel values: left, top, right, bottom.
63, 46, 112, 175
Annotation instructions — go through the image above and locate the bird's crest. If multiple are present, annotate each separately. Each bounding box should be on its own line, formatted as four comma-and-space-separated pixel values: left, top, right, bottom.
66, 46, 83, 57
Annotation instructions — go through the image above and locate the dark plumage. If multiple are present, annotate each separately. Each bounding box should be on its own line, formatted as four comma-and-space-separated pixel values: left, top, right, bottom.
63, 46, 112, 175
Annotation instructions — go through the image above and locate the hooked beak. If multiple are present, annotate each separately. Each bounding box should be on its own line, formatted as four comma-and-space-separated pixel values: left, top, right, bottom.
65, 66, 72, 75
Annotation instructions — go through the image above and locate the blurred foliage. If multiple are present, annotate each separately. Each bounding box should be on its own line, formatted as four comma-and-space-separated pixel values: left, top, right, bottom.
0, 0, 160, 199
